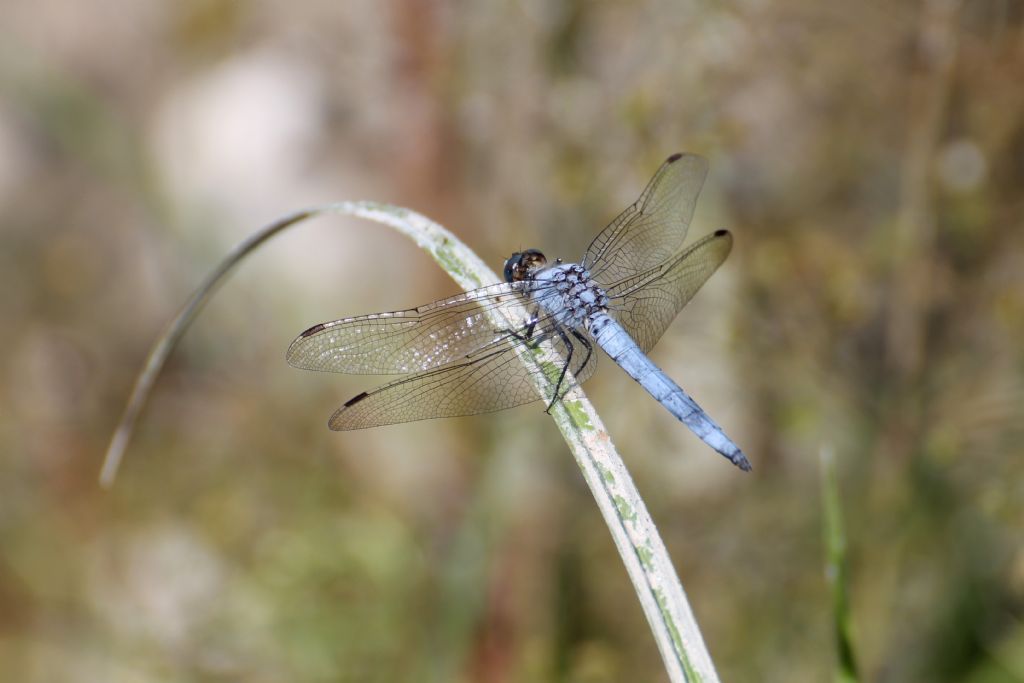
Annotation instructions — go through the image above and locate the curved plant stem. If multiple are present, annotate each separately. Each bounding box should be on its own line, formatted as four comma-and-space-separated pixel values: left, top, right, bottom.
101, 202, 721, 682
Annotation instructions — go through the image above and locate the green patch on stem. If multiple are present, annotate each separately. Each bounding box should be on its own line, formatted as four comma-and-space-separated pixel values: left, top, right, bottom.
538, 360, 562, 386
613, 495, 637, 522
637, 545, 655, 572
654, 588, 699, 682
435, 243, 481, 288
524, 349, 562, 402
360, 201, 410, 219
597, 463, 614, 484
563, 400, 593, 429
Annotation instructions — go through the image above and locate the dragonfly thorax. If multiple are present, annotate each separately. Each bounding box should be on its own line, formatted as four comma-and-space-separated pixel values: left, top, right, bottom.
529, 262, 610, 329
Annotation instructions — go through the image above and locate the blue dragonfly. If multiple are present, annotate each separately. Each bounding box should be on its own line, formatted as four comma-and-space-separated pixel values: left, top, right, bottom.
287, 153, 750, 471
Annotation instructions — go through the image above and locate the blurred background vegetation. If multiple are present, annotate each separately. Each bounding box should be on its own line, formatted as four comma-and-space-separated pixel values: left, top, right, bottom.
1, 0, 1022, 681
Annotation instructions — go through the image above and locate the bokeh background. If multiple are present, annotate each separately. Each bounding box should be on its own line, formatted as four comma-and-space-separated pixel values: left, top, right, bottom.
2, 1, 1022, 681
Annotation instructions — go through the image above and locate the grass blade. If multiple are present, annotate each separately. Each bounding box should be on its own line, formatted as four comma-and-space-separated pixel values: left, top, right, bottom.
101, 201, 723, 682
821, 445, 861, 683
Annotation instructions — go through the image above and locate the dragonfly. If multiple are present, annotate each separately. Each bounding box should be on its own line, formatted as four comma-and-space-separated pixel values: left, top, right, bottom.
287, 153, 750, 471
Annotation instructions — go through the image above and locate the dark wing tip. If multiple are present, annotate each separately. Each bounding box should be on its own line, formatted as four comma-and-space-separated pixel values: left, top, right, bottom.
329, 393, 370, 431
299, 322, 327, 338
286, 324, 328, 367
714, 229, 730, 237
666, 152, 683, 163
343, 391, 369, 408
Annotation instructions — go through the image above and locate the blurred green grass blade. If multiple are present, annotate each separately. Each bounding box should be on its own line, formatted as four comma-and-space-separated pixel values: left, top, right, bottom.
821, 445, 860, 683
100, 201, 723, 682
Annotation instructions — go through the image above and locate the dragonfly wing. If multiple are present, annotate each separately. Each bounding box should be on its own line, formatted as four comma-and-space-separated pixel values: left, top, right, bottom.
582, 153, 708, 284
329, 325, 597, 429
604, 230, 732, 353
287, 282, 534, 374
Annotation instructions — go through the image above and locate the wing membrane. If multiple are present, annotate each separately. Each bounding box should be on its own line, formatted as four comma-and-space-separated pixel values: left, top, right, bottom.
287, 282, 538, 374
604, 230, 732, 353
582, 153, 708, 285
329, 327, 597, 429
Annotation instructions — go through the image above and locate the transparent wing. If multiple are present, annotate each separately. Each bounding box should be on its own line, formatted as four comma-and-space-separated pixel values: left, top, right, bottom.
604, 230, 733, 353
287, 282, 538, 375
582, 153, 708, 285
328, 327, 597, 429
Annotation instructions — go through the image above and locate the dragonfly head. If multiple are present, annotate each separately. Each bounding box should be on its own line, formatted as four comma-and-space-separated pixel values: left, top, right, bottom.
503, 249, 547, 283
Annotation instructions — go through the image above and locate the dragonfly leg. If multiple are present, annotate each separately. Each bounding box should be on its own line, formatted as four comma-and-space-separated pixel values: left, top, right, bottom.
544, 327, 577, 417
501, 312, 542, 346
569, 328, 593, 393
498, 306, 541, 341
543, 328, 594, 412
499, 325, 562, 410
498, 317, 585, 413
523, 314, 539, 340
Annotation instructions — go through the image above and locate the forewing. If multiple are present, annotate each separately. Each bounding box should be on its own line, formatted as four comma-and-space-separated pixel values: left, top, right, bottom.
582, 153, 708, 285
604, 230, 732, 353
329, 327, 597, 429
286, 282, 532, 374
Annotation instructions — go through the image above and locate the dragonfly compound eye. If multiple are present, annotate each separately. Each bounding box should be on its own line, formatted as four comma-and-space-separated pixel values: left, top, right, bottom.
503, 249, 547, 282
